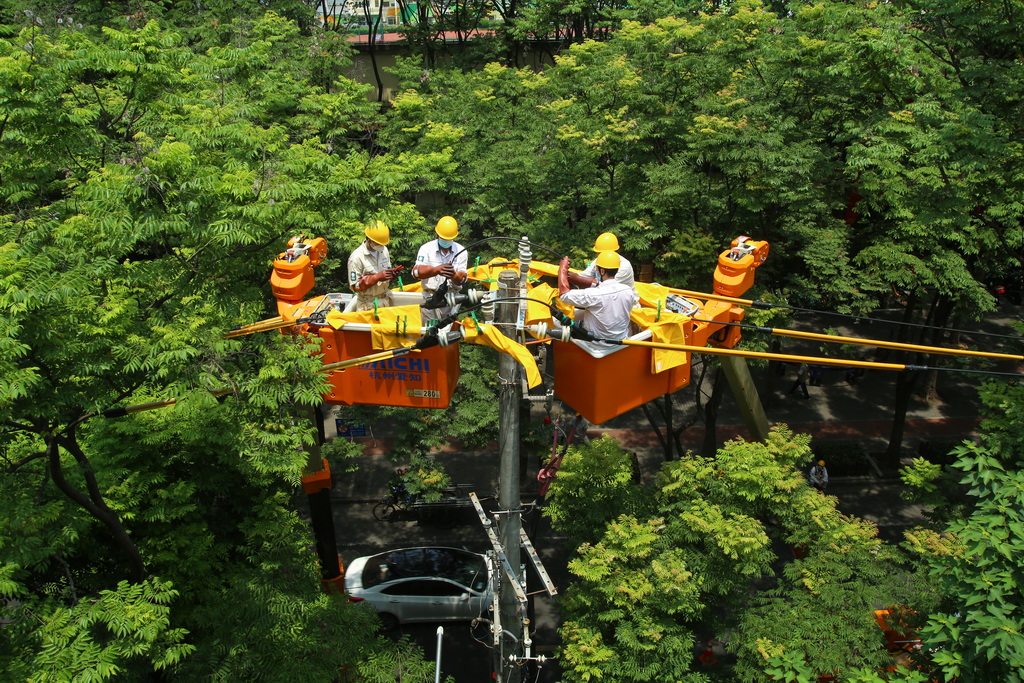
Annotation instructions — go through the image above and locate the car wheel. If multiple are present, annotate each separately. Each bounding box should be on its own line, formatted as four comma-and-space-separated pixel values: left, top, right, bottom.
373, 502, 395, 521
377, 612, 400, 631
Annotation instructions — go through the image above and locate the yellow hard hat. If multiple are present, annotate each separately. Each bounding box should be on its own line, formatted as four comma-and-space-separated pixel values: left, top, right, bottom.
593, 232, 620, 252
595, 251, 621, 269
435, 216, 459, 240
818, 460, 825, 466
364, 220, 390, 246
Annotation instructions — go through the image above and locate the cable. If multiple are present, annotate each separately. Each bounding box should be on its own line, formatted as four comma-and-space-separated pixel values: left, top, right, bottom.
454, 242, 1023, 343
435, 293, 1023, 377
665, 287, 1023, 342
779, 305, 1024, 342
451, 236, 564, 263
687, 318, 1024, 363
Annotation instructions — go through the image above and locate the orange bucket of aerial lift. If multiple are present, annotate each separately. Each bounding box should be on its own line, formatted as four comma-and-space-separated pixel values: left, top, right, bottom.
554, 339, 691, 425
314, 323, 460, 409
713, 236, 768, 298
270, 237, 328, 304
552, 236, 768, 425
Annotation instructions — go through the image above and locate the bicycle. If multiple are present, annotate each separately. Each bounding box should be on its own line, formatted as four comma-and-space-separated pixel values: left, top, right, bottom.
372, 477, 463, 528
372, 484, 416, 522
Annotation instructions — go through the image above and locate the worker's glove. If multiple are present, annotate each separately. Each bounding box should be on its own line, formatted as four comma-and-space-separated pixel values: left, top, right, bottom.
356, 270, 391, 290
437, 263, 456, 279
415, 264, 444, 279
567, 271, 598, 288
380, 268, 398, 282
558, 256, 571, 296
451, 270, 468, 285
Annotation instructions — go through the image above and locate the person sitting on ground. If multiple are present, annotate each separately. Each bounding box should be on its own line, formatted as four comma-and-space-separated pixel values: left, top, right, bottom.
809, 460, 829, 492
558, 250, 634, 342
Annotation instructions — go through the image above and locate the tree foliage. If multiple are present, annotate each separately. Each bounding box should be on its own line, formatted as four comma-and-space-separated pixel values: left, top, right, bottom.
900, 381, 1024, 682
0, 11, 452, 680
545, 428, 918, 681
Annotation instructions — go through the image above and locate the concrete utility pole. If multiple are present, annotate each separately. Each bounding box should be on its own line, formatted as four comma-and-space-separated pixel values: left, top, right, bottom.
495, 269, 523, 683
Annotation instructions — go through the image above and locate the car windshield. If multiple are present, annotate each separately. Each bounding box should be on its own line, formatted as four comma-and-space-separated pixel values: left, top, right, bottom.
362, 548, 486, 591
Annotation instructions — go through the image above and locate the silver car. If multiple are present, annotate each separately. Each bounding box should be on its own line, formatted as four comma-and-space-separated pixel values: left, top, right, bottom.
345, 547, 492, 630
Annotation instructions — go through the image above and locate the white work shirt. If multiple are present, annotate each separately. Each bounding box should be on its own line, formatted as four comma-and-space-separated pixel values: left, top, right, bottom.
348, 241, 392, 304
413, 239, 468, 292
560, 279, 634, 341
581, 253, 636, 289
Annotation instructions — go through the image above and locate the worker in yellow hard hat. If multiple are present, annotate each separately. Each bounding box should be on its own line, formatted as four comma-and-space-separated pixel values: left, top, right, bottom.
558, 250, 633, 341
412, 215, 468, 324
567, 232, 637, 291
348, 220, 399, 311
809, 460, 829, 492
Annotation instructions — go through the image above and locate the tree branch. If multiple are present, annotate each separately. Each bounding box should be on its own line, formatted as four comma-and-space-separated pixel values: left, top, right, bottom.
47, 432, 146, 584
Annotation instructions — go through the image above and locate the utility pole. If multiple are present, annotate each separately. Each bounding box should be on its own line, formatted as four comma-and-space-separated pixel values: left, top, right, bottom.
495, 269, 524, 683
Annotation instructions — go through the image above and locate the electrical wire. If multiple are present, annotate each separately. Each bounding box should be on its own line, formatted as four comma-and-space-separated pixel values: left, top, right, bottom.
687, 317, 1024, 363
669, 286, 1023, 342
452, 242, 1019, 344
443, 294, 1024, 379
780, 304, 1023, 342
450, 236, 563, 263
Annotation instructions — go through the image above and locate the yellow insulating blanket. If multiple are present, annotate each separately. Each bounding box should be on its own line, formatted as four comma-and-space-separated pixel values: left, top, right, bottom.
524, 283, 575, 324
630, 308, 691, 373
636, 281, 671, 309
326, 304, 424, 351
462, 318, 543, 388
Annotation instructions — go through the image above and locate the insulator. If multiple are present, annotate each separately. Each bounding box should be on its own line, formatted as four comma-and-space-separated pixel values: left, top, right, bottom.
518, 236, 532, 275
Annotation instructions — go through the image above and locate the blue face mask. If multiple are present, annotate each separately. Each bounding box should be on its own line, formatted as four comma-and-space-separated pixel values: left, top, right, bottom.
437, 238, 453, 249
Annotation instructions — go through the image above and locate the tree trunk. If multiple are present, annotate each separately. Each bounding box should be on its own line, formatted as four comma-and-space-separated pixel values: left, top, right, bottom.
921, 298, 954, 403
884, 370, 919, 470
641, 401, 670, 461
884, 290, 921, 463
701, 366, 726, 458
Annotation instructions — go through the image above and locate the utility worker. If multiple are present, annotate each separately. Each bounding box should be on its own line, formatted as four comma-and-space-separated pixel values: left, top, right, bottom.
809, 460, 829, 492
566, 232, 636, 290
558, 251, 634, 341
412, 215, 468, 324
349, 220, 399, 312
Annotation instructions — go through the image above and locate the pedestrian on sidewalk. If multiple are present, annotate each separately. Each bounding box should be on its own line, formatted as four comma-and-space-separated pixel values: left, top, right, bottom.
809, 460, 829, 492
788, 363, 810, 399
809, 365, 825, 387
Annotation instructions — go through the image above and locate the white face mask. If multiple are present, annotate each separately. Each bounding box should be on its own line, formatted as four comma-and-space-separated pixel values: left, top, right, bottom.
438, 238, 453, 249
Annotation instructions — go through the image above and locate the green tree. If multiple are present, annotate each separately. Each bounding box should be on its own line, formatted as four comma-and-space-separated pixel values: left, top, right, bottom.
545, 428, 916, 681
899, 381, 1024, 682
0, 14, 452, 680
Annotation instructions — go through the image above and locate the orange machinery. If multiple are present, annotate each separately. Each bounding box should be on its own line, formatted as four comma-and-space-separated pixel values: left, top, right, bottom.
270, 236, 461, 410
266, 234, 769, 425
551, 236, 769, 424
